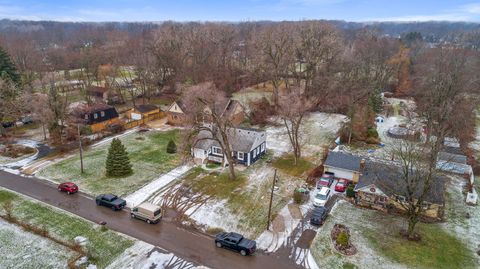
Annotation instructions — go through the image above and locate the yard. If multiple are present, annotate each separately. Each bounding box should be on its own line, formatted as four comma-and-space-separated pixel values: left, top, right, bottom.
0, 188, 134, 269
310, 182, 478, 269
38, 129, 182, 196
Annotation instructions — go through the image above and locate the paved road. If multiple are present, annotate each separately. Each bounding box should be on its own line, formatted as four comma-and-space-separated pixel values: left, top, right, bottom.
0, 171, 303, 269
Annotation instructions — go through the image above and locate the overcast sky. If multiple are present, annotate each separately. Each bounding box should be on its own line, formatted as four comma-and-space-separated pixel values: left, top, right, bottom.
1, 0, 480, 22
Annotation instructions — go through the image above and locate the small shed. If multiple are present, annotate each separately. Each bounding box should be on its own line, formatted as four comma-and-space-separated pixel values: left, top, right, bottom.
127, 104, 161, 120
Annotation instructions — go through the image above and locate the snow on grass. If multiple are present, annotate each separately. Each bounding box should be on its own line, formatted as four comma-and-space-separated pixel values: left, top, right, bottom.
0, 139, 39, 167
0, 218, 76, 269
266, 112, 346, 161
38, 129, 182, 196
125, 164, 193, 208
106, 240, 206, 269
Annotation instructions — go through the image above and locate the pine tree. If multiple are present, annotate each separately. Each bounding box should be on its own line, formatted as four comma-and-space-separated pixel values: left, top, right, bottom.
0, 46, 20, 84
166, 140, 177, 154
105, 138, 133, 177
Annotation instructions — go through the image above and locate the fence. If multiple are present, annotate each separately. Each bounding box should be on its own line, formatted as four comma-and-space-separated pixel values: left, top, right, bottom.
123, 111, 166, 129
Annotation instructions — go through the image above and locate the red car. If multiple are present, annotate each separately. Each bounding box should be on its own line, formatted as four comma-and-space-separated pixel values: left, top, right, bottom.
57, 182, 79, 194
316, 174, 334, 189
334, 178, 350, 192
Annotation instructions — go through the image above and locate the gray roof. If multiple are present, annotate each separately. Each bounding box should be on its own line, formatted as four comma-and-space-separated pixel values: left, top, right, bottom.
355, 162, 446, 204
324, 151, 362, 172
194, 127, 266, 153
437, 152, 467, 164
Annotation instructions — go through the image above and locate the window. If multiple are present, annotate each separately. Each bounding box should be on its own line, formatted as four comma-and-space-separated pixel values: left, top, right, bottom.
261, 143, 265, 152
257, 148, 260, 154
100, 111, 105, 117
238, 152, 244, 160
84, 114, 89, 120
422, 202, 430, 210
253, 149, 256, 158
396, 195, 406, 203
213, 147, 222, 155
93, 113, 98, 119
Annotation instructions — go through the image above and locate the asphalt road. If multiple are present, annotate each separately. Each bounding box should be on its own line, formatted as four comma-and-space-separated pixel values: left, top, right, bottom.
0, 170, 303, 269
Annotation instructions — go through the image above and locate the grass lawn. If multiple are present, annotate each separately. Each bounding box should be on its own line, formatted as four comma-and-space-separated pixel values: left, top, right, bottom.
38, 130, 182, 196
0, 189, 133, 269
310, 200, 476, 269
272, 154, 315, 177
183, 166, 290, 238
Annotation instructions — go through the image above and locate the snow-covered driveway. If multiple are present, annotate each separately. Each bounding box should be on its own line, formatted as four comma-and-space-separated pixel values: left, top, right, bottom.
125, 164, 193, 208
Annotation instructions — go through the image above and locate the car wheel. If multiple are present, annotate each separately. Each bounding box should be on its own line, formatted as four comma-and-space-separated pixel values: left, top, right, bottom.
58, 188, 62, 192
146, 219, 151, 224
131, 214, 135, 218
216, 242, 222, 248
240, 250, 247, 256
67, 191, 71, 195
96, 201, 101, 206
111, 206, 116, 211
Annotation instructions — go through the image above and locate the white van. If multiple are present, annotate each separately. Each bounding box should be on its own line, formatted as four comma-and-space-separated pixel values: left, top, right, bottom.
130, 202, 162, 224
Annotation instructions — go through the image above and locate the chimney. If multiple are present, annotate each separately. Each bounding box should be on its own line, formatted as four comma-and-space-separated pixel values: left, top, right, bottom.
360, 159, 366, 172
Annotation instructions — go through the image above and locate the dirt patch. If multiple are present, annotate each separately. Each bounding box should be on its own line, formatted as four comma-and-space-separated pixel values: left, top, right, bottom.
331, 223, 357, 255
0, 144, 36, 158
288, 203, 303, 219
272, 214, 285, 232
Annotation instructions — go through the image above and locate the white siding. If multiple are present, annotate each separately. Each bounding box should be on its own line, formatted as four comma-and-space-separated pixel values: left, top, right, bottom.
324, 166, 355, 180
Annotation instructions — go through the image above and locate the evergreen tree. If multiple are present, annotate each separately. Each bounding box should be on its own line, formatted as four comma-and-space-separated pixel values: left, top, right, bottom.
0, 46, 20, 84
166, 140, 177, 154
368, 88, 383, 114
105, 138, 133, 177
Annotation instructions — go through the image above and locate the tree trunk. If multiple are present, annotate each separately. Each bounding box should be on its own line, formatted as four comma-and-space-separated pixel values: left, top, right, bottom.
406, 216, 418, 239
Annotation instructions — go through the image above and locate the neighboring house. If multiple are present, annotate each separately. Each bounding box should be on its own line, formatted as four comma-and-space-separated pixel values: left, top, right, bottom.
76, 104, 122, 133
354, 162, 446, 220
166, 101, 188, 126
323, 151, 363, 183
127, 104, 161, 120
192, 127, 267, 166
86, 86, 120, 104
221, 99, 247, 126
436, 151, 474, 185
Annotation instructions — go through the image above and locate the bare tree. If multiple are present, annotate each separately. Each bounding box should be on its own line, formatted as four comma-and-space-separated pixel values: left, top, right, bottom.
182, 82, 237, 180
277, 87, 314, 165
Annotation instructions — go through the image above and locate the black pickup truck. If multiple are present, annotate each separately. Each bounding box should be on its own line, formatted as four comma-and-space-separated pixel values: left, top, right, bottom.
215, 232, 256, 256
95, 194, 126, 211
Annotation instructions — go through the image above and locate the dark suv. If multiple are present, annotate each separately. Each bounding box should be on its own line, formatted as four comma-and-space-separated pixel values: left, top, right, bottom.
310, 206, 328, 226
215, 232, 256, 256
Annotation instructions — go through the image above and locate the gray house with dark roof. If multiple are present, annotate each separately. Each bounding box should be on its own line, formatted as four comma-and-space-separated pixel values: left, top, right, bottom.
323, 151, 363, 182
192, 127, 266, 166
354, 162, 446, 220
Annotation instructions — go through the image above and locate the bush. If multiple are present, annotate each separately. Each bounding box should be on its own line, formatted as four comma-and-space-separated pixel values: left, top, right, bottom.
336, 231, 349, 247
206, 227, 225, 235
166, 140, 177, 154
367, 127, 379, 139
365, 137, 380, 144
293, 189, 303, 204
346, 184, 355, 198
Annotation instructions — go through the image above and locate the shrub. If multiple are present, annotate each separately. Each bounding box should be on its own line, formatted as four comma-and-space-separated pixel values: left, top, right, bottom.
166, 140, 177, 154
365, 137, 380, 144
336, 231, 349, 247
293, 189, 303, 204
367, 127, 379, 139
346, 184, 355, 198
206, 227, 225, 235
105, 138, 133, 177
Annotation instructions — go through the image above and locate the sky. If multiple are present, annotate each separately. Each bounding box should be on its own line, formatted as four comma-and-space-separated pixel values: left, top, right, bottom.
0, 0, 480, 22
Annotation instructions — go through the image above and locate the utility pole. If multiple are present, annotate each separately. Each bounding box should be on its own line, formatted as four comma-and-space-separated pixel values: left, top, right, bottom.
267, 169, 277, 231
77, 124, 84, 174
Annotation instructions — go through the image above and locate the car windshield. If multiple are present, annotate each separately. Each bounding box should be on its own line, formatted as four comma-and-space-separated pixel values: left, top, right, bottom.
320, 178, 329, 183
337, 181, 345, 186
315, 193, 327, 200
154, 209, 161, 216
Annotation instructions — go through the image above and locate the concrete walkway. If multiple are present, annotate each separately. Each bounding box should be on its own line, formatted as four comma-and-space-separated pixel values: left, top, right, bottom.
124, 164, 193, 208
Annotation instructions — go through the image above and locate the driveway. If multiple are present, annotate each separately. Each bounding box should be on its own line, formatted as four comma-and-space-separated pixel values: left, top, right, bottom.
0, 170, 303, 269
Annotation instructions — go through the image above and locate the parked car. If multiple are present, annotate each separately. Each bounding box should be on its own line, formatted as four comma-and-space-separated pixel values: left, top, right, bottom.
57, 182, 78, 195
316, 174, 334, 189
334, 178, 350, 192
215, 232, 257, 256
95, 194, 126, 211
130, 202, 162, 224
21, 116, 33, 125
1, 121, 14, 128
310, 206, 328, 226
313, 187, 331, 207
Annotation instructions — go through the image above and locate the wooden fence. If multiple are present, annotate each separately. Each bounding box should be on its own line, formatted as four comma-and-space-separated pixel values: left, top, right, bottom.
123, 111, 166, 129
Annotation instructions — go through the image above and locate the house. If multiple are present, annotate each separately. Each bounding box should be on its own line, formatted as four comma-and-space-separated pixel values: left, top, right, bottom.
323, 151, 363, 183
354, 162, 446, 220
86, 86, 120, 104
127, 104, 161, 120
221, 99, 247, 126
166, 101, 188, 126
192, 127, 267, 166
77, 104, 122, 133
